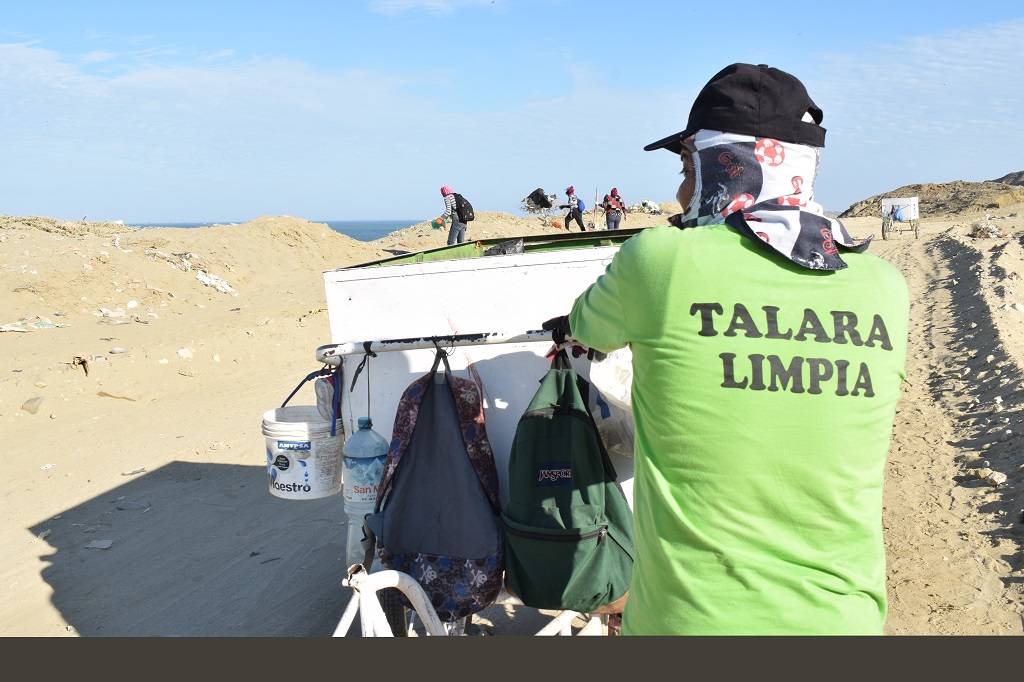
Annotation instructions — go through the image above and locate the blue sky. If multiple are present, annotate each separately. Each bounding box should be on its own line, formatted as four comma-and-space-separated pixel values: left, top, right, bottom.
2, 0, 1022, 223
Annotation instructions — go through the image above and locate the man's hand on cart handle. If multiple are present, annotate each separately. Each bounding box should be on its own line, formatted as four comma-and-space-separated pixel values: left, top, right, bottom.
542, 315, 603, 360
542, 315, 572, 345
540, 315, 573, 342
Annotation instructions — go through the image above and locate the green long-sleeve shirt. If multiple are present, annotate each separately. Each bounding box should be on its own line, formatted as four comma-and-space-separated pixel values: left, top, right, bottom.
570, 223, 909, 635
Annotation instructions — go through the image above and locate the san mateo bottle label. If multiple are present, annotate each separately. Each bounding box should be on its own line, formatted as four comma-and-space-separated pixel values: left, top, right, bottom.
343, 454, 386, 507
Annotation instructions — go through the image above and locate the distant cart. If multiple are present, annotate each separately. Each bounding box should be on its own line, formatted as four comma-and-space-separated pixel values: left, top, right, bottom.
880, 197, 919, 240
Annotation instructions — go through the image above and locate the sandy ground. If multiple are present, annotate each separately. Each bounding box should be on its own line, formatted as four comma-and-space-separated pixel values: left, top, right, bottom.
1, 205, 1023, 636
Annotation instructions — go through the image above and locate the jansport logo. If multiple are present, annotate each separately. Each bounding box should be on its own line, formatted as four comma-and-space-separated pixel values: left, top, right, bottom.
536, 461, 572, 485
277, 441, 311, 450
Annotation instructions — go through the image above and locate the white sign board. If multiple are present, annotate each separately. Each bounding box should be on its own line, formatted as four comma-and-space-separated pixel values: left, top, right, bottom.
881, 196, 919, 221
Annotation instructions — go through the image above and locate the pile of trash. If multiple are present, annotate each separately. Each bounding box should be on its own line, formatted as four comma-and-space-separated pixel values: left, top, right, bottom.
521, 188, 557, 214
969, 214, 1007, 239
0, 214, 137, 237
628, 199, 663, 215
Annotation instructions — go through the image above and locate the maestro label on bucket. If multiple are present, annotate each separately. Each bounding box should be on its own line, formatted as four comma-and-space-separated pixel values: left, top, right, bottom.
263, 406, 342, 500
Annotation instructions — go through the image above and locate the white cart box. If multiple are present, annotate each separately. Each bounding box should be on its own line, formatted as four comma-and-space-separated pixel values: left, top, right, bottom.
320, 232, 640, 507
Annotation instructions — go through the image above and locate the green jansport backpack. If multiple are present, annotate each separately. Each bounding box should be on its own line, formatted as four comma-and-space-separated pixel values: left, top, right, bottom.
500, 349, 634, 614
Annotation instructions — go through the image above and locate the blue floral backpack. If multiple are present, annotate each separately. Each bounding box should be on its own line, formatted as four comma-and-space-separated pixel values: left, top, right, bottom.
364, 348, 504, 623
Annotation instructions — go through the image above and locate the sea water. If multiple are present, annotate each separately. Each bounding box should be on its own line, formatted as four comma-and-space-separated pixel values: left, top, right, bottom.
129, 220, 424, 243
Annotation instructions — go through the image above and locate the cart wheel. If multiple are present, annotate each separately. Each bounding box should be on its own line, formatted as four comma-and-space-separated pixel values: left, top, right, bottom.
378, 587, 407, 636
914, 220, 919, 239
881, 218, 890, 240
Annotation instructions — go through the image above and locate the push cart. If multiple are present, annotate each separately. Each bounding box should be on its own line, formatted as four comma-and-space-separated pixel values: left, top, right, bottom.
315, 230, 640, 635
880, 197, 920, 240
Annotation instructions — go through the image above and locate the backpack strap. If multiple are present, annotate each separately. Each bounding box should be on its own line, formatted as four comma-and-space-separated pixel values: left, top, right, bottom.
279, 363, 343, 437
428, 343, 453, 382
554, 351, 621, 483
330, 362, 343, 437
441, 348, 501, 513
550, 346, 572, 371
280, 367, 330, 408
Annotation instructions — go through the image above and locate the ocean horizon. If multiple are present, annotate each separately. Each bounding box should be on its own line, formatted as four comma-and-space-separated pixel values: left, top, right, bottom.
128, 219, 425, 243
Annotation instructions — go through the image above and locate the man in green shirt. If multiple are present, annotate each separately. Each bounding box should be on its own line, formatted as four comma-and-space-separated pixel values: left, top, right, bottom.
547, 63, 909, 635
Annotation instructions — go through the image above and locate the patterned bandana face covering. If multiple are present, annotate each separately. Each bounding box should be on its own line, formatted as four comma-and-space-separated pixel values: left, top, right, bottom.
669, 130, 870, 271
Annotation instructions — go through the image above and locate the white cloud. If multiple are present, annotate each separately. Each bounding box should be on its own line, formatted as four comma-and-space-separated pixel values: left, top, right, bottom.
80, 50, 118, 64
197, 49, 237, 63
368, 0, 500, 16
807, 18, 1024, 208
2, 15, 1023, 221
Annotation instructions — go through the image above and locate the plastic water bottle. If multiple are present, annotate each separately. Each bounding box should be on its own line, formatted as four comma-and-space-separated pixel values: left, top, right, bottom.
342, 416, 389, 570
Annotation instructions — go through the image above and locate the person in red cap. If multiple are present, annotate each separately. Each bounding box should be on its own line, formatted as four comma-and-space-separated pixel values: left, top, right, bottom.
544, 64, 909, 635
558, 186, 587, 232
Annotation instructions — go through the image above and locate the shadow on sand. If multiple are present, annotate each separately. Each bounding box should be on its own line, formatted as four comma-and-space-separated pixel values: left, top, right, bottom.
29, 461, 350, 636
27, 460, 563, 636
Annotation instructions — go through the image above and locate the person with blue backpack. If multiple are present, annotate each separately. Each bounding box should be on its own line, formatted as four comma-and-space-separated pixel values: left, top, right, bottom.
544, 63, 909, 635
558, 186, 588, 232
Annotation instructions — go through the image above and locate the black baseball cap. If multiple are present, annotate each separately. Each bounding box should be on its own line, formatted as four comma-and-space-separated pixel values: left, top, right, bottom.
644, 63, 826, 154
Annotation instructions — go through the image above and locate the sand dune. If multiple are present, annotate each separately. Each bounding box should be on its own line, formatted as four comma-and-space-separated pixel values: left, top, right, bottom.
2, 205, 1022, 635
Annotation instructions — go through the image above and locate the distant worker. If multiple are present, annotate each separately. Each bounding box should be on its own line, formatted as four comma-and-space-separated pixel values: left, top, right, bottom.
600, 188, 628, 230
439, 185, 467, 245
558, 186, 588, 232
611, 188, 628, 226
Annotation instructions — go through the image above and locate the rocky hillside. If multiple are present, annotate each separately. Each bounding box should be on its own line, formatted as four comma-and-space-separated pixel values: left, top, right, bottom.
991, 170, 1024, 186
839, 178, 1024, 219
